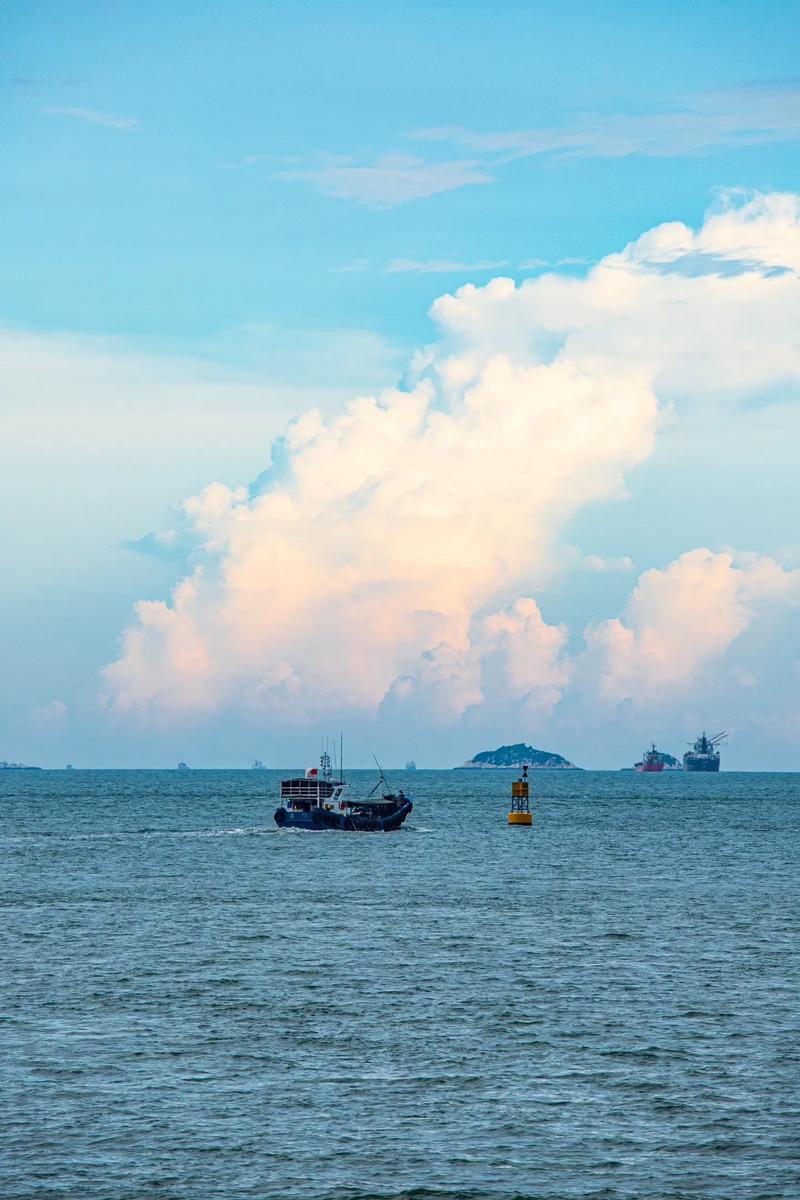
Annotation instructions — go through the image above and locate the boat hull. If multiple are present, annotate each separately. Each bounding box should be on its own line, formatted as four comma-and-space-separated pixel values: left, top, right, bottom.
684, 757, 720, 772
638, 762, 664, 772
274, 799, 413, 832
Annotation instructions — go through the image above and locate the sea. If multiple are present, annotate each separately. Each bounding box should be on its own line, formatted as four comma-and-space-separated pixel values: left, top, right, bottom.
1, 768, 799, 1200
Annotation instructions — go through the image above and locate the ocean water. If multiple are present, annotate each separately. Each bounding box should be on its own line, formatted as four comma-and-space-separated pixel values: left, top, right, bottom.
1, 768, 799, 1200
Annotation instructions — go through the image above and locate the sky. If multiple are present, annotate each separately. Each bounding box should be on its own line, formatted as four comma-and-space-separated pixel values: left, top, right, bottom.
2, 0, 800, 768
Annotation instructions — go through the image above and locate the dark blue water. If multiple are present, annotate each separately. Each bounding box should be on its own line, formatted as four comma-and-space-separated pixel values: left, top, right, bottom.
2, 769, 799, 1200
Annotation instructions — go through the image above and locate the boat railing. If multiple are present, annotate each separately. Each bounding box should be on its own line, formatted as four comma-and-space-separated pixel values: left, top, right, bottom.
280, 778, 337, 801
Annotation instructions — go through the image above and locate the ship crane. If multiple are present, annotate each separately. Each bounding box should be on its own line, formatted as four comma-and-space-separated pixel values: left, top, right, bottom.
685, 730, 727, 749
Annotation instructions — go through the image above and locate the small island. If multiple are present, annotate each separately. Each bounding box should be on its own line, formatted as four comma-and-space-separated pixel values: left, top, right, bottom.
456, 743, 578, 770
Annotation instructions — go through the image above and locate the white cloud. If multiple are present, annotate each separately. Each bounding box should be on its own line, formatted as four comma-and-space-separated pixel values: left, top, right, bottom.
410, 83, 800, 161
105, 359, 656, 719
42, 106, 138, 131
428, 192, 800, 401
479, 598, 570, 715
386, 258, 508, 274
28, 700, 69, 730
267, 85, 800, 211
584, 548, 800, 704
106, 575, 216, 715
277, 154, 494, 206
104, 193, 800, 730
379, 597, 571, 727
216, 153, 271, 169
330, 259, 370, 274
581, 554, 634, 573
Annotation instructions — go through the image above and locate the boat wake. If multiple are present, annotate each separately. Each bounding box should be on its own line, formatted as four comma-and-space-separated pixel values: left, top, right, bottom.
3, 825, 276, 842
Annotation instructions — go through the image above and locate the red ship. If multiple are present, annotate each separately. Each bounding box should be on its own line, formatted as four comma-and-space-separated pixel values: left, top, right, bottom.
636, 744, 665, 772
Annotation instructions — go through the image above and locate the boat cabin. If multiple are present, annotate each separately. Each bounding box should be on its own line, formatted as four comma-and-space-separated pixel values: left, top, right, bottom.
280, 776, 344, 812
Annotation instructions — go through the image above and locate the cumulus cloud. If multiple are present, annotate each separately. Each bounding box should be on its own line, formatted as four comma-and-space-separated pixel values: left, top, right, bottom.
105, 358, 655, 720
479, 598, 570, 716
584, 549, 800, 704
425, 192, 800, 402
107, 576, 215, 715
105, 193, 800, 730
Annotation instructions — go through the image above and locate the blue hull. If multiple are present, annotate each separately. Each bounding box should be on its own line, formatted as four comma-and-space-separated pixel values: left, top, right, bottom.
274, 799, 412, 832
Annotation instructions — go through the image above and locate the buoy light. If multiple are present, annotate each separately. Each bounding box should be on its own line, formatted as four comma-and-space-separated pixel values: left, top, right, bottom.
508, 764, 533, 826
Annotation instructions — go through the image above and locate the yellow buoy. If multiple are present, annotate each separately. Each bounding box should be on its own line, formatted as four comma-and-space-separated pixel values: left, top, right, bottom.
508, 765, 533, 826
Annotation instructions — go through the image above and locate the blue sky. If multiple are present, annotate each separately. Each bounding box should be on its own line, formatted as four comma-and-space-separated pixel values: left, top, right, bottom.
3, 1, 800, 767
5, 1, 800, 342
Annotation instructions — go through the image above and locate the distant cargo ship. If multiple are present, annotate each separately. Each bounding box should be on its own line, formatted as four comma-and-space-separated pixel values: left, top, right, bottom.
684, 731, 725, 772
0, 760, 41, 770
636, 744, 664, 772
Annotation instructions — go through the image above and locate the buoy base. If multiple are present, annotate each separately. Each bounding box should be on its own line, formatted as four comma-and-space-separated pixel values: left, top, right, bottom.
507, 811, 532, 826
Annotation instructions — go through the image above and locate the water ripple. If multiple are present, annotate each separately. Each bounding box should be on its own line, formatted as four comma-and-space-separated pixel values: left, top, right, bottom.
1, 768, 799, 1199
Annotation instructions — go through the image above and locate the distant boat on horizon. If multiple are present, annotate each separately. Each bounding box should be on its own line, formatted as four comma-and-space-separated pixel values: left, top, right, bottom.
684, 731, 725, 772
177, 761, 190, 771
636, 744, 665, 772
405, 760, 417, 771
627, 746, 680, 771
252, 758, 268, 770
0, 760, 41, 770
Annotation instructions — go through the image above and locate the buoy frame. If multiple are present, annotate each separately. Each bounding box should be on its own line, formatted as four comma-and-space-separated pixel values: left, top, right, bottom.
507, 763, 533, 825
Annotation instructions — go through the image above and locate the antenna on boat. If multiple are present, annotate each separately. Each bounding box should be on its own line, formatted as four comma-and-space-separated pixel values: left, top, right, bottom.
341, 732, 344, 784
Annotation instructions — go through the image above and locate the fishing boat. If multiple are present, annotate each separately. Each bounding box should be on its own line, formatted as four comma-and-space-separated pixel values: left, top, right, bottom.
273, 747, 413, 832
